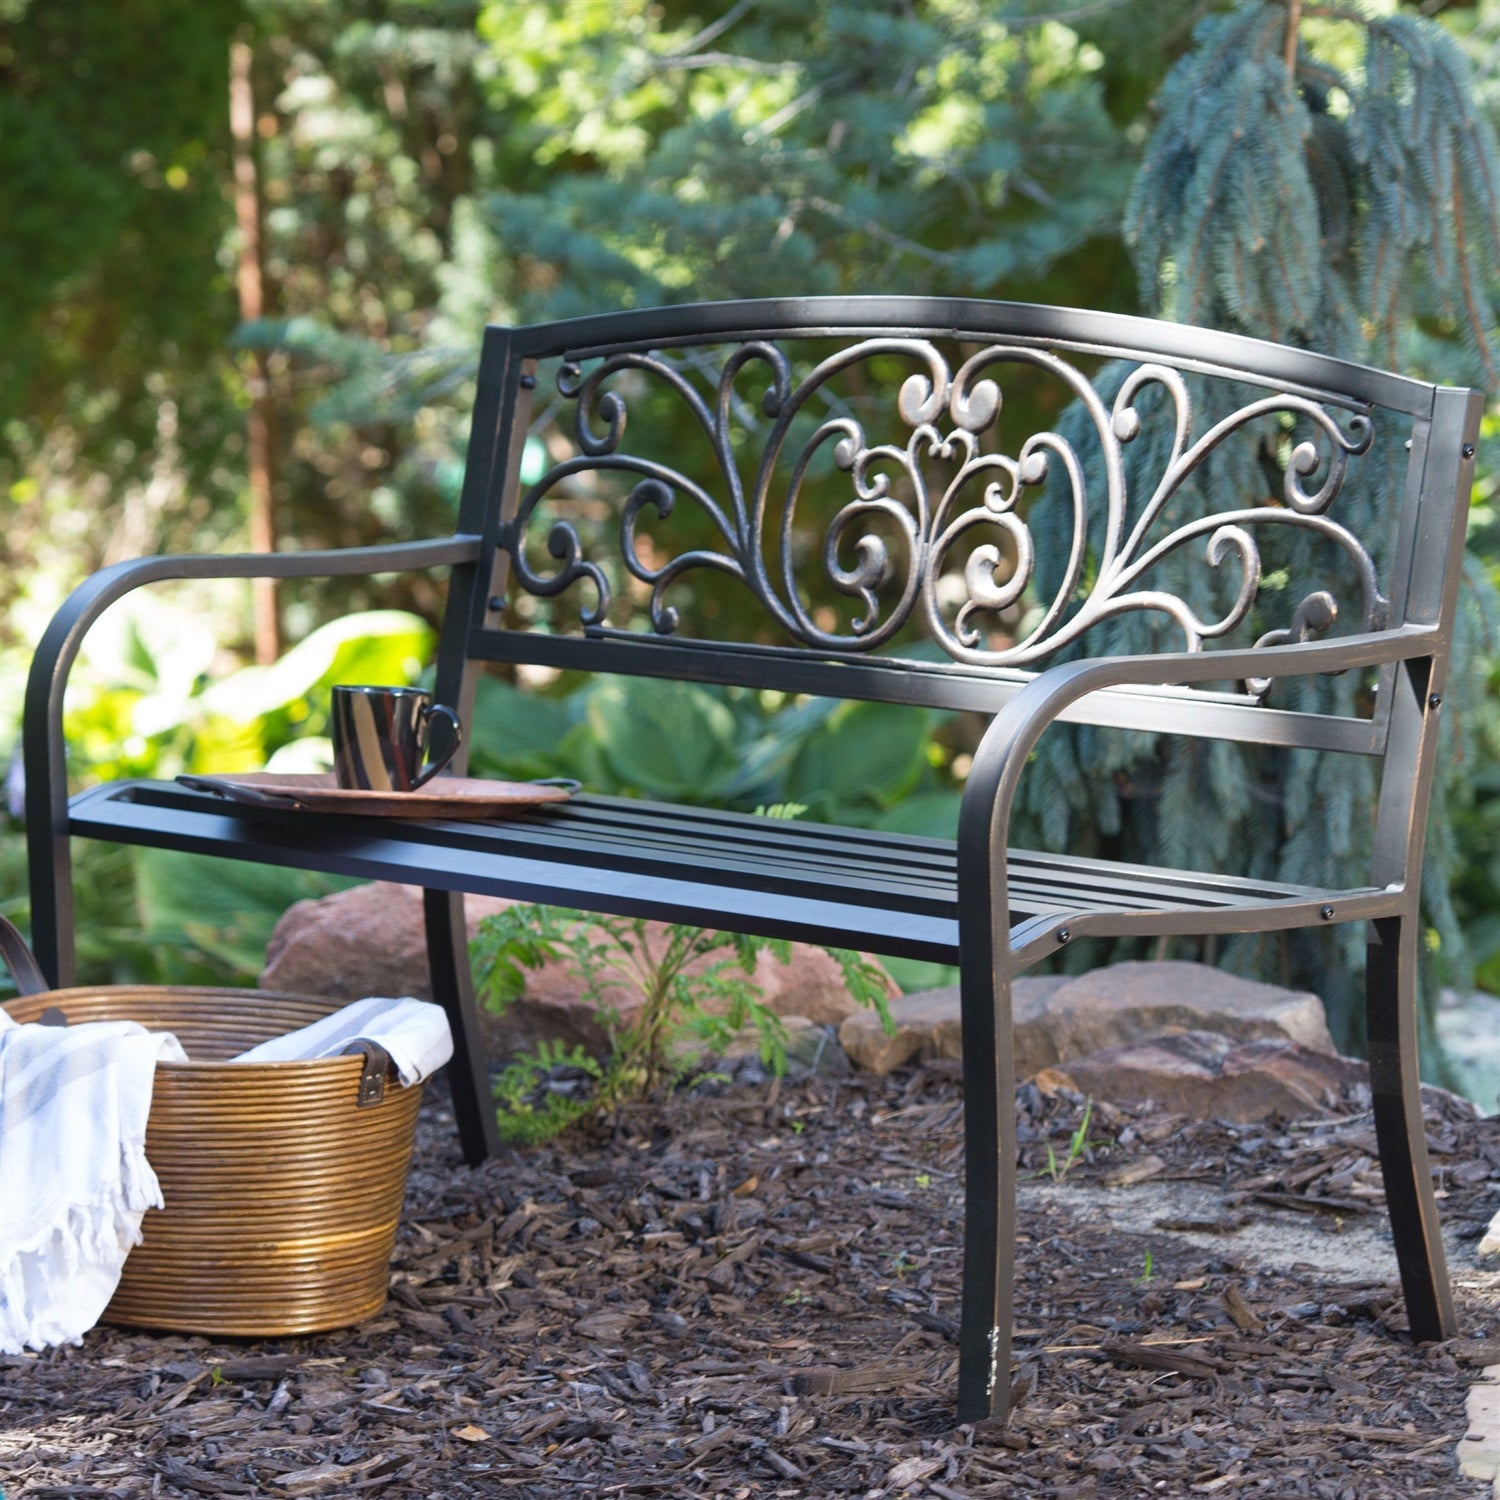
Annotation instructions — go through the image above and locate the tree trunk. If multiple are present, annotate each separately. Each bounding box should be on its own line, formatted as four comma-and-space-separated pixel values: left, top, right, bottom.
230, 33, 280, 665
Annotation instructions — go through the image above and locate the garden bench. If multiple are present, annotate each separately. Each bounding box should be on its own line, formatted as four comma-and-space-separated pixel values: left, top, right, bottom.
24, 297, 1479, 1421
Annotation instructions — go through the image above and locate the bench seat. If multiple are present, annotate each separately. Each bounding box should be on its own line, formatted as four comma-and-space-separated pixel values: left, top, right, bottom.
71, 780, 1394, 961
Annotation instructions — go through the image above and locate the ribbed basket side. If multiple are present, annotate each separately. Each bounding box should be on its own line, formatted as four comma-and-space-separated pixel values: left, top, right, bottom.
3, 987, 424, 1337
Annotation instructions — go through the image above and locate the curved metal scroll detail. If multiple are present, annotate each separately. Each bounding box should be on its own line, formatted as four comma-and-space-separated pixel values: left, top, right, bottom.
507, 339, 1387, 678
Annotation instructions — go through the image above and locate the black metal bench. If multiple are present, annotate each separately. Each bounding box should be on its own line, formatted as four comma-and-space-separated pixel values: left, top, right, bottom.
24, 298, 1479, 1422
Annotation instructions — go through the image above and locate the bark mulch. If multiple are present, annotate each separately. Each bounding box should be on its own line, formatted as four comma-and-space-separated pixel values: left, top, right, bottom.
5, 1064, 1500, 1499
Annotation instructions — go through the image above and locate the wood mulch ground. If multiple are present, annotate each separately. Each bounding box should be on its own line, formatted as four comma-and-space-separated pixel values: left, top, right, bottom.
5, 1063, 1500, 1499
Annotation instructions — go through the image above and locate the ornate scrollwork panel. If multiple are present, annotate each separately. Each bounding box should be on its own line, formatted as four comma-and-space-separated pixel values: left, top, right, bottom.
503, 335, 1388, 688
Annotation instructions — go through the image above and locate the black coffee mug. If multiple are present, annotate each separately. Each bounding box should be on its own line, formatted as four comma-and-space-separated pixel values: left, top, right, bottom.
330, 686, 462, 792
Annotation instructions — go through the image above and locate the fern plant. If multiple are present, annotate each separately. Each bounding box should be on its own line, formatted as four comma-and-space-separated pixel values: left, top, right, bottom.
471, 903, 893, 1139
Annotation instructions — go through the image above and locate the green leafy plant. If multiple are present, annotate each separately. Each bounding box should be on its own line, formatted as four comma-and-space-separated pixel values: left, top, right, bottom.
490, 1040, 606, 1147
0, 605, 425, 989
61, 600, 435, 786
471, 903, 893, 1138
1040, 1098, 1099, 1184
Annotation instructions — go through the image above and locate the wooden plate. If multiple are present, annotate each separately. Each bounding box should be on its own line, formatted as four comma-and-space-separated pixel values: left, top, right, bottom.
176, 772, 574, 818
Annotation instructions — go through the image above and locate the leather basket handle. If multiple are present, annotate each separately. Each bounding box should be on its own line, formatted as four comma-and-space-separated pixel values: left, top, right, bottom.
340, 1039, 395, 1107
0, 914, 49, 998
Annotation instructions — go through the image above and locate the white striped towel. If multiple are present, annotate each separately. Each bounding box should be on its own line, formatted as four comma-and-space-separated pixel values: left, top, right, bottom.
0, 1008, 186, 1354
228, 996, 452, 1085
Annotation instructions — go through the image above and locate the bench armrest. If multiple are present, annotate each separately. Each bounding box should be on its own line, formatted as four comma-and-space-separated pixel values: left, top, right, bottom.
957, 625, 1441, 944
22, 535, 481, 981
25, 535, 482, 783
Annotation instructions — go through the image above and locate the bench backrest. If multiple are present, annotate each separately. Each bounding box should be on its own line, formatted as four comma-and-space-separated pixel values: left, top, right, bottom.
437, 298, 1479, 763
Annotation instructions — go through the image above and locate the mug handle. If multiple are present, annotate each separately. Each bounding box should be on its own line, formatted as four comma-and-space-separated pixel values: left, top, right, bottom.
411, 704, 463, 789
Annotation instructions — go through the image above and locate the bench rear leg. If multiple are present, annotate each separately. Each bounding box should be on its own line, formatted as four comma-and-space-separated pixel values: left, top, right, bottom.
1366, 913, 1455, 1341
956, 953, 1017, 1424
424, 888, 502, 1165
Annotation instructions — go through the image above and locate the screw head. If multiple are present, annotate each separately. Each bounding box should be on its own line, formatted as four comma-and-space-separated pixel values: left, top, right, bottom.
1320, 905, 1335, 921
1057, 928, 1071, 944
1464, 444, 1477, 460
1429, 693, 1442, 710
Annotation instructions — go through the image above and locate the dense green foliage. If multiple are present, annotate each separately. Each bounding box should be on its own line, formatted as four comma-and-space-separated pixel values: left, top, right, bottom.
0, 0, 247, 680
4, 1, 1500, 1068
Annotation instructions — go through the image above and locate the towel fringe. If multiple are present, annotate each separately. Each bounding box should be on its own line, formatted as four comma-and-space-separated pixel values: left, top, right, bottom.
0, 1019, 179, 1354
0, 1188, 159, 1353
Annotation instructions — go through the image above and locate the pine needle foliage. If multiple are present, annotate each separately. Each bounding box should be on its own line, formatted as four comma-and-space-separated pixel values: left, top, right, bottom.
1016, 1, 1500, 1055
1127, 2, 1500, 383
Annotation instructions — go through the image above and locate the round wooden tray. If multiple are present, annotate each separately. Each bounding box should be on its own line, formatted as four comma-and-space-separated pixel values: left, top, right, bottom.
177, 770, 573, 817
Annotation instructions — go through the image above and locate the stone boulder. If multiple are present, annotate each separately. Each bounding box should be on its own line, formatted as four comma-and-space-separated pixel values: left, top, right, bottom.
1017, 961, 1337, 1071
1034, 1030, 1365, 1123
838, 961, 1335, 1078
261, 881, 612, 1059
262, 881, 505, 1003
839, 978, 1064, 1075
262, 881, 895, 1062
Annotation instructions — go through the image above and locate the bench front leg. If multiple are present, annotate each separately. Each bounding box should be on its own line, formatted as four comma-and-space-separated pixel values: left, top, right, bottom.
954, 710, 1030, 1424
955, 906, 1018, 1423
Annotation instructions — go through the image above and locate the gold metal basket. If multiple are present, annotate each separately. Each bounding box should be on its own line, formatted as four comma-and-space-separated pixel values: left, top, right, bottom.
2, 982, 423, 1337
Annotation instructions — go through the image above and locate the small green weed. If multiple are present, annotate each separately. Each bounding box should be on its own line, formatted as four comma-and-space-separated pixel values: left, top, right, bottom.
1041, 1098, 1097, 1183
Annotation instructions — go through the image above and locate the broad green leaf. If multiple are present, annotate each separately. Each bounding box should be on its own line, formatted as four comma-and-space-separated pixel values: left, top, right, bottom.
781, 700, 930, 815
585, 678, 739, 801
869, 790, 964, 841
134, 848, 359, 985
198, 611, 435, 725
465, 677, 578, 780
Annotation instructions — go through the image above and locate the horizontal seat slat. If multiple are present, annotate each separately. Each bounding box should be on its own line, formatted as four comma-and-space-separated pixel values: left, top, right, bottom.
507, 806, 957, 899
69, 782, 1379, 963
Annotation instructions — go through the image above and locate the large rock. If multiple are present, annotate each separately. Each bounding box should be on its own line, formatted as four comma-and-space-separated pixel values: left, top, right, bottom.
837, 961, 1335, 1078
262, 881, 894, 1062
839, 978, 1064, 1075
263, 881, 504, 1003
1034, 1030, 1365, 1123
1017, 961, 1337, 1071
713, 944, 885, 1029
260, 881, 621, 1058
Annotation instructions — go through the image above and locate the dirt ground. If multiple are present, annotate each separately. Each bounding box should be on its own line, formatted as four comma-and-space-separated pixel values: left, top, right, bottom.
4, 1064, 1500, 1499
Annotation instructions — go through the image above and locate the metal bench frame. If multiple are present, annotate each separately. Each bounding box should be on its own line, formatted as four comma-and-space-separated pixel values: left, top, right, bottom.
24, 297, 1480, 1422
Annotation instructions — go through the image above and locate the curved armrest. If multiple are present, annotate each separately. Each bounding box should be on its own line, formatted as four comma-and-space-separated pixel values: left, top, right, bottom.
956, 625, 1440, 926
22, 534, 483, 975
